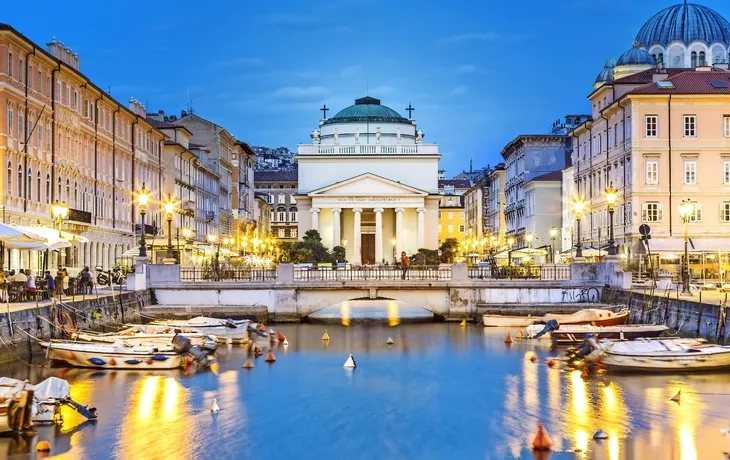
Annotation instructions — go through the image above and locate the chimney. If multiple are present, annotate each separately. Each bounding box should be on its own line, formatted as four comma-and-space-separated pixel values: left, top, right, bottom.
696, 65, 713, 72
713, 62, 730, 71
128, 97, 146, 117
181, 110, 188, 118
45, 37, 80, 70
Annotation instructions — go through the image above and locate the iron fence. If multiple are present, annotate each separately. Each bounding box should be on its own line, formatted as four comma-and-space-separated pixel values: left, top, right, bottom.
294, 265, 451, 281
468, 265, 571, 280
180, 267, 277, 282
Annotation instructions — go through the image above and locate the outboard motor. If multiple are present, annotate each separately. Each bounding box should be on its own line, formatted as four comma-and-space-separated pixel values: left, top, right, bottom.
576, 334, 598, 357
224, 318, 238, 329
172, 334, 193, 354
533, 319, 559, 339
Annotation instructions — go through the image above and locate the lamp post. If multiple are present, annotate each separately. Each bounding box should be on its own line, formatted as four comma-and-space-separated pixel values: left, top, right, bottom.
549, 226, 558, 264
164, 199, 176, 264
507, 236, 515, 266
391, 238, 397, 262
51, 201, 69, 268
182, 227, 192, 265
207, 233, 219, 278
574, 199, 585, 259
679, 199, 694, 294
137, 184, 149, 259
605, 184, 617, 257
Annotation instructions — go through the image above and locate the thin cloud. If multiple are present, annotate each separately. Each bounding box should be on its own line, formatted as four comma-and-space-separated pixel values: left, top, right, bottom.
368, 85, 395, 96
340, 64, 363, 77
271, 86, 330, 99
438, 32, 501, 44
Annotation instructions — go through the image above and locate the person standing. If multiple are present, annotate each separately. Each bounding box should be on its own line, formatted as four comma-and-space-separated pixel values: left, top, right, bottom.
0, 271, 7, 302
45, 271, 56, 298
400, 251, 409, 280
80, 267, 92, 294
62, 269, 70, 295
26, 270, 36, 295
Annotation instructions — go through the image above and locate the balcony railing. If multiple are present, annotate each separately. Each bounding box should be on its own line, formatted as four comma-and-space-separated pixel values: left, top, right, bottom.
294, 265, 451, 281
298, 143, 439, 155
67, 208, 92, 224
468, 264, 571, 280
180, 267, 278, 282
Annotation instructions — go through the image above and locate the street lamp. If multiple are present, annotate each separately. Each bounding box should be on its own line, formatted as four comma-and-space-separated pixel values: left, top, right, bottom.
679, 199, 694, 294
137, 184, 150, 259
182, 227, 192, 241
391, 238, 397, 262
574, 199, 585, 259
605, 183, 617, 257
165, 199, 175, 263
549, 226, 558, 263
51, 201, 69, 267
507, 236, 515, 266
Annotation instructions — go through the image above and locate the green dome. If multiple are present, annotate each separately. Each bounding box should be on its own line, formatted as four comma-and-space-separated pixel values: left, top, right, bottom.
323, 96, 411, 125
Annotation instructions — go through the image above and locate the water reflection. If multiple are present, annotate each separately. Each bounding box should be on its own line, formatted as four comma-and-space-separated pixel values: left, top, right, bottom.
0, 324, 729, 459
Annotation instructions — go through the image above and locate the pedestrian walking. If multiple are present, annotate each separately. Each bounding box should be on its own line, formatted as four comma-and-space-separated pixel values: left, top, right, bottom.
400, 251, 409, 280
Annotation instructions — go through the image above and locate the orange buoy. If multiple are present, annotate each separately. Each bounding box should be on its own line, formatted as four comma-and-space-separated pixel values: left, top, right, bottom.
258, 323, 266, 332
66, 351, 75, 360
146, 358, 153, 365
108, 358, 117, 366
254, 347, 263, 357
276, 331, 286, 342
36, 441, 51, 452
670, 389, 681, 403
532, 421, 552, 451
265, 349, 276, 362
547, 358, 557, 368
184, 356, 194, 365
504, 332, 514, 344
530, 355, 538, 363
242, 358, 254, 369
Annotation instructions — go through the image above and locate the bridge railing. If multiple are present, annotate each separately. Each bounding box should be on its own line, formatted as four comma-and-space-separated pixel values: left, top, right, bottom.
294, 265, 451, 281
180, 266, 278, 282
468, 264, 570, 281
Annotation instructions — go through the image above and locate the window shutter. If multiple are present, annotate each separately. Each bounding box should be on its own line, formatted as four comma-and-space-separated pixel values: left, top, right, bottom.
658, 204, 664, 222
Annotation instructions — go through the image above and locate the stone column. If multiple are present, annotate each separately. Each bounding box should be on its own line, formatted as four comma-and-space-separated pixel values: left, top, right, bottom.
311, 208, 320, 232
353, 208, 362, 265
395, 207, 404, 257
417, 207, 426, 250
332, 208, 342, 247
374, 208, 384, 264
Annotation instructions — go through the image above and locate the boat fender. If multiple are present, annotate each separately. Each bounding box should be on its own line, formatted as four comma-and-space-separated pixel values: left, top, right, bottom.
265, 350, 276, 362
386, 337, 394, 345
152, 354, 169, 361
145, 358, 153, 365
504, 333, 513, 344
125, 359, 141, 365
532, 421, 552, 451
88, 357, 106, 366
108, 358, 117, 366
67, 351, 75, 360
36, 441, 51, 452
593, 430, 609, 440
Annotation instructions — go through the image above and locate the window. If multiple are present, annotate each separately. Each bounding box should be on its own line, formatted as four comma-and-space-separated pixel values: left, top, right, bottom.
278, 194, 285, 204
725, 161, 730, 184
6, 106, 12, 137
691, 51, 698, 68
267, 194, 273, 204
458, 224, 465, 233
687, 202, 702, 222
56, 82, 61, 102
643, 202, 662, 222
26, 168, 31, 201
645, 116, 658, 137
17, 165, 22, 197
448, 212, 454, 219
278, 228, 285, 238
38, 123, 43, 145
290, 211, 297, 222
36, 172, 41, 203
278, 211, 286, 222
699, 51, 706, 67
438, 224, 442, 233
7, 53, 13, 78
291, 229, 297, 239
6, 162, 11, 194
46, 174, 50, 204
460, 212, 465, 219
28, 66, 32, 88
683, 115, 696, 137
18, 59, 23, 83
725, 116, 730, 137
646, 160, 659, 184
65, 86, 70, 107
447, 224, 454, 233
722, 202, 730, 223
270, 211, 275, 222
73, 91, 78, 111
684, 161, 697, 184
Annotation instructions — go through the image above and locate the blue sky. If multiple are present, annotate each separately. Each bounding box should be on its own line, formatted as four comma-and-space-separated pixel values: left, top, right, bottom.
4, 1, 727, 175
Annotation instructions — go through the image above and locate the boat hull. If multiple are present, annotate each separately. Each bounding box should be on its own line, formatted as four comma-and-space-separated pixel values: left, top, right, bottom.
482, 315, 539, 327
483, 309, 629, 328
528, 324, 668, 343
141, 318, 251, 343
42, 342, 185, 370
597, 350, 730, 372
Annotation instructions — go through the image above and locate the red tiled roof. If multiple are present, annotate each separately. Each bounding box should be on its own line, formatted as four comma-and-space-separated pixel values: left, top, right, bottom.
146, 118, 182, 129
254, 170, 298, 183
613, 67, 685, 84
629, 70, 730, 95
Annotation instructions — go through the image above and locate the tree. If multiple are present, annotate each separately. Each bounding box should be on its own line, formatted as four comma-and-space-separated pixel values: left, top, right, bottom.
281, 229, 332, 264
439, 238, 460, 263
331, 246, 346, 264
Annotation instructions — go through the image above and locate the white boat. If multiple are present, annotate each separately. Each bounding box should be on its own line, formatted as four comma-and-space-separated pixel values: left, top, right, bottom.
141, 316, 252, 343
0, 377, 97, 424
0, 386, 34, 433
525, 323, 669, 343
73, 327, 220, 351
586, 337, 730, 372
40, 341, 186, 370
483, 308, 629, 328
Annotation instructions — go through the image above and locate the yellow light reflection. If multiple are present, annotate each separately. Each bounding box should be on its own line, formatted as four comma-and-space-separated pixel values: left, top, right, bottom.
609, 435, 620, 460
575, 429, 589, 454
341, 301, 351, 326
570, 370, 587, 415
679, 424, 696, 460
387, 301, 400, 326
522, 353, 538, 414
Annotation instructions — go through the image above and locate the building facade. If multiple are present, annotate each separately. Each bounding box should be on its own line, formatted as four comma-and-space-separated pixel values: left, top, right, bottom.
1, 27, 165, 272
253, 194, 272, 237
296, 96, 441, 265
437, 194, 464, 245
253, 170, 298, 241
232, 141, 256, 237
523, 171, 562, 258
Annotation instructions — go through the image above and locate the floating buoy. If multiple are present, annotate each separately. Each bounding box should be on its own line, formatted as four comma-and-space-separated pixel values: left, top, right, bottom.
145, 358, 153, 365
386, 337, 394, 345
184, 356, 194, 365
343, 354, 356, 368
66, 351, 75, 360
88, 357, 106, 366
269, 328, 275, 335
516, 331, 523, 340
254, 347, 263, 357
108, 358, 116, 366
532, 421, 552, 451
211, 399, 220, 412
504, 332, 513, 344
36, 441, 51, 452
242, 358, 254, 369
152, 355, 169, 361
322, 330, 330, 341
670, 389, 681, 403
593, 430, 609, 440
530, 355, 538, 363
282, 338, 289, 346
547, 358, 557, 368
265, 349, 276, 362
277, 331, 286, 342
459, 319, 466, 327
258, 323, 266, 332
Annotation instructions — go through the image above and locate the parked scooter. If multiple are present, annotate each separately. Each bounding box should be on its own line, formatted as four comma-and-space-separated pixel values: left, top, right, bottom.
95, 266, 126, 286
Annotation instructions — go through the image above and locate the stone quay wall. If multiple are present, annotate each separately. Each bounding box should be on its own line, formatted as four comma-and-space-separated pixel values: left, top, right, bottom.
604, 288, 730, 342
0, 291, 149, 363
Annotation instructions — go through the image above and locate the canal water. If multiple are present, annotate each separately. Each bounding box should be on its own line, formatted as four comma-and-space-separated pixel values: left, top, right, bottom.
2, 318, 730, 458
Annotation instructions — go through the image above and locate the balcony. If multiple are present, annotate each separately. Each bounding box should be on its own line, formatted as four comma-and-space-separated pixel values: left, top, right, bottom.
297, 144, 439, 155
205, 211, 215, 222
67, 208, 92, 224
181, 200, 195, 216
134, 223, 158, 235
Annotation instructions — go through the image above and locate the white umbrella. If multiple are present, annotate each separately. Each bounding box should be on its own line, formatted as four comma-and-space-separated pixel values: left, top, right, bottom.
0, 223, 46, 243
16, 226, 89, 243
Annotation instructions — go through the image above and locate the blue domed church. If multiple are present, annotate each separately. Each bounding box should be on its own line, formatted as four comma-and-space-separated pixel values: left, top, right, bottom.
595, 2, 730, 86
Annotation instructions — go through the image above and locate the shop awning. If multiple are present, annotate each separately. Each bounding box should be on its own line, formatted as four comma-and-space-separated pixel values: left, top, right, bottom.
643, 238, 730, 253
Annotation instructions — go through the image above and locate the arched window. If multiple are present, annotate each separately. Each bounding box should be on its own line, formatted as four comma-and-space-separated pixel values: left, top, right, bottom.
74, 182, 78, 208
691, 51, 698, 68
57, 176, 62, 201
66, 179, 70, 204
17, 165, 22, 197
7, 162, 12, 194
652, 53, 657, 63
658, 53, 664, 65
36, 171, 41, 203
26, 168, 31, 201
699, 51, 706, 66
46, 174, 50, 204
83, 186, 87, 211
101, 192, 105, 218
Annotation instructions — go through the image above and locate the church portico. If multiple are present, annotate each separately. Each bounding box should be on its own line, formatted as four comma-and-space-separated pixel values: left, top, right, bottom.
297, 96, 441, 265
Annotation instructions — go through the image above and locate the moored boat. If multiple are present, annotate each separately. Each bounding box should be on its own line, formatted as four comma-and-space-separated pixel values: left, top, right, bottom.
74, 327, 220, 351
139, 316, 251, 343
483, 308, 629, 328
41, 341, 185, 370
585, 337, 730, 372
0, 377, 97, 424
0, 388, 34, 433
525, 322, 669, 343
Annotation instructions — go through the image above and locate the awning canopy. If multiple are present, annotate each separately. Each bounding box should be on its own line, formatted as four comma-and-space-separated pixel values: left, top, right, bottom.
560, 247, 606, 257
512, 248, 549, 258
643, 238, 730, 253
15, 226, 89, 244
0, 223, 46, 243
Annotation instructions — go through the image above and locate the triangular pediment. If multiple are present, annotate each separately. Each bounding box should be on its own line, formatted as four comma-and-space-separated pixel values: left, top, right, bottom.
309, 173, 428, 197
